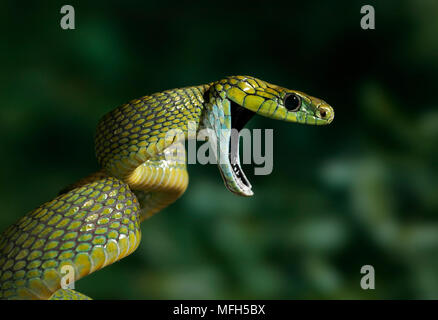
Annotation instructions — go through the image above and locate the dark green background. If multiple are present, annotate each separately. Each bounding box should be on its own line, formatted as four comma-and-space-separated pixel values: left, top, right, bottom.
1, 0, 437, 299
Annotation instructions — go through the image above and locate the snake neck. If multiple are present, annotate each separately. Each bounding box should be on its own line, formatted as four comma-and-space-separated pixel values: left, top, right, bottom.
93, 82, 215, 220
95, 83, 213, 178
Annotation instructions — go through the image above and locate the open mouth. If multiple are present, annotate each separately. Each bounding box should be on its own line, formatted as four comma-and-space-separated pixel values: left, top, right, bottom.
226, 100, 255, 195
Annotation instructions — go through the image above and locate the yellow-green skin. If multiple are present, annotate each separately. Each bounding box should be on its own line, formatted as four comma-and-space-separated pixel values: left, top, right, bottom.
49, 288, 92, 300
0, 76, 334, 299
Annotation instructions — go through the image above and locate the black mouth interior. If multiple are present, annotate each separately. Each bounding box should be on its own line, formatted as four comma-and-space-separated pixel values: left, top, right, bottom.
229, 100, 255, 188
230, 100, 255, 132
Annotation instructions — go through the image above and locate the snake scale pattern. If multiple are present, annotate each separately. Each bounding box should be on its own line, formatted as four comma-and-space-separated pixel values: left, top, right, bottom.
0, 76, 334, 299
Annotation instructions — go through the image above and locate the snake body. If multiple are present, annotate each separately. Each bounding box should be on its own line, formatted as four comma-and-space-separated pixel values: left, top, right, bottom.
0, 76, 334, 299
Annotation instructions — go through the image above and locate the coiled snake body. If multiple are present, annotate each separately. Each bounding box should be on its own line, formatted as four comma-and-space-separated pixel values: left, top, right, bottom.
0, 76, 334, 299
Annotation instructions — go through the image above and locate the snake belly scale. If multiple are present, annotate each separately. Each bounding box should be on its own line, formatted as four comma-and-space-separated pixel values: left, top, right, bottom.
0, 76, 334, 299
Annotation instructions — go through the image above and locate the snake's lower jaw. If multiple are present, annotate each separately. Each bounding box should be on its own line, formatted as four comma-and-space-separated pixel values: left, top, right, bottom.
218, 144, 253, 197
219, 162, 254, 197
226, 183, 254, 197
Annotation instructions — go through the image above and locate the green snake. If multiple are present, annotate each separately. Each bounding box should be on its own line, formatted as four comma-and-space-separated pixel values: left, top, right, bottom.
0, 76, 334, 299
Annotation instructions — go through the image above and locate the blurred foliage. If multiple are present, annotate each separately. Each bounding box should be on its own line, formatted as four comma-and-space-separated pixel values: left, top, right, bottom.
0, 0, 438, 299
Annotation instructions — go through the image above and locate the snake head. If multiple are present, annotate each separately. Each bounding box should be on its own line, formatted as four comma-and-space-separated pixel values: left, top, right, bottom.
226, 76, 334, 125
204, 76, 334, 197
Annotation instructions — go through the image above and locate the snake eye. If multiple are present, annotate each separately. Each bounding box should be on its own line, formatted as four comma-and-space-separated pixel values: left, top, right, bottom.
284, 93, 301, 111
